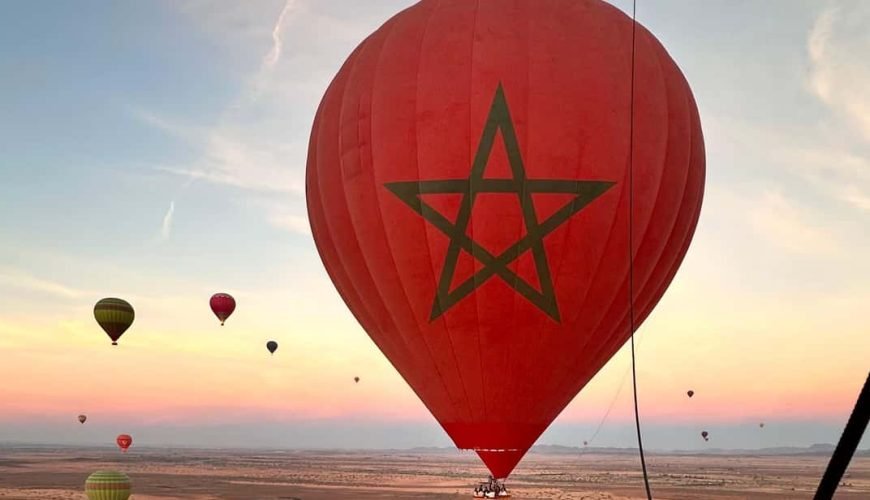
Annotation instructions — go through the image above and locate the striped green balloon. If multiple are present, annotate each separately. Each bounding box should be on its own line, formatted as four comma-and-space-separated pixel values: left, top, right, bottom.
94, 298, 135, 345
85, 471, 131, 500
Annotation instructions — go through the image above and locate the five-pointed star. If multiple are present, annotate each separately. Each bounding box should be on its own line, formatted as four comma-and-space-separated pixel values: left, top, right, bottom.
385, 84, 615, 322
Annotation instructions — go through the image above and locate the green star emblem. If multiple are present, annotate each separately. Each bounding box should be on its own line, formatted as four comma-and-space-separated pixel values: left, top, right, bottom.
386, 84, 615, 322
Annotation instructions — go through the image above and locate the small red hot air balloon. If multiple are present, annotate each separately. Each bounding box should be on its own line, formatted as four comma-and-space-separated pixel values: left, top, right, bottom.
687, 390, 694, 398
209, 293, 236, 326
307, 0, 705, 480
116, 434, 132, 452
78, 414, 87, 424
701, 431, 709, 441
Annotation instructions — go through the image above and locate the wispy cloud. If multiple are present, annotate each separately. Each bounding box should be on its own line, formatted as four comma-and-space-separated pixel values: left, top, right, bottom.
785, 147, 870, 212
807, 1, 870, 141
154, 130, 307, 194
796, 1, 870, 212
0, 268, 91, 299
161, 201, 176, 241
264, 0, 297, 70
137, 0, 311, 230
841, 186, 870, 210
129, 107, 204, 143
708, 4, 870, 216
749, 190, 841, 256
267, 210, 311, 236
807, 5, 837, 101
704, 112, 870, 216
175, 0, 285, 43
134, 1, 404, 235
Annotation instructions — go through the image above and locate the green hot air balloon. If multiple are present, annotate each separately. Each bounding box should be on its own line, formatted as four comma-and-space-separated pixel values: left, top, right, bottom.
85, 471, 131, 500
94, 298, 134, 346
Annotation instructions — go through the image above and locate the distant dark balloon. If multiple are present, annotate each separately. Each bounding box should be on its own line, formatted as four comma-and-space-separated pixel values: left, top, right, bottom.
759, 422, 765, 428
583, 441, 588, 447
116, 434, 132, 452
266, 340, 278, 355
78, 414, 87, 424
210, 293, 236, 326
687, 390, 694, 398
354, 377, 360, 384
94, 298, 134, 346
701, 431, 709, 441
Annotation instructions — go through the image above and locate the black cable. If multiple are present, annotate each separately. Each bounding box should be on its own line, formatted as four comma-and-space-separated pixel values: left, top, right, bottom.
814, 371, 870, 499
628, 1, 653, 498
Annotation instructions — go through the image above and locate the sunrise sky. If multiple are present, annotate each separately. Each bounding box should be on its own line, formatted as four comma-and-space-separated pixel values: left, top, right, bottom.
0, 0, 867, 451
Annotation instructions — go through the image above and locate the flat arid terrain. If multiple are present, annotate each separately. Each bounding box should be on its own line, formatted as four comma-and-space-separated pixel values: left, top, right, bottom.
0, 447, 867, 499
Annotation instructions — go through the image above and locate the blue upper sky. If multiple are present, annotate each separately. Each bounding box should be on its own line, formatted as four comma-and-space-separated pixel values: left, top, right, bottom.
2, 0, 865, 295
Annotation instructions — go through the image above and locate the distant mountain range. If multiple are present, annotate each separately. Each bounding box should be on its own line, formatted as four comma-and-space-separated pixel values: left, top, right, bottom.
530, 443, 869, 456
404, 443, 870, 457
2, 442, 867, 457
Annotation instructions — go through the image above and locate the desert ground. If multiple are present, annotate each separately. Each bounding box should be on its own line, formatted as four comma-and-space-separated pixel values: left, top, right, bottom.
0, 447, 867, 499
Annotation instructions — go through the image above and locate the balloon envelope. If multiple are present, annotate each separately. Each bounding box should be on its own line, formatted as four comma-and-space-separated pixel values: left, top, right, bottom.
354, 377, 360, 384
78, 415, 87, 424
85, 471, 131, 500
266, 340, 278, 354
94, 298, 134, 345
116, 434, 132, 452
307, 0, 704, 479
687, 390, 694, 398
210, 293, 236, 325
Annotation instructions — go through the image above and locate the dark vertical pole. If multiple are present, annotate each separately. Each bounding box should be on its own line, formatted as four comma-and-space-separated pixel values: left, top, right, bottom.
628, 1, 652, 499
814, 371, 870, 500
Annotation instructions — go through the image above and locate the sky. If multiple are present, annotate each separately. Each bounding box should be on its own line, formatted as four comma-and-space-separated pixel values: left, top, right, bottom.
0, 0, 867, 453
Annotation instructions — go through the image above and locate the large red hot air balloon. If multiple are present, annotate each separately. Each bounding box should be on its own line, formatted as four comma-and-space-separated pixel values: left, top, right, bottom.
209, 293, 236, 326
116, 434, 132, 453
306, 0, 704, 480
